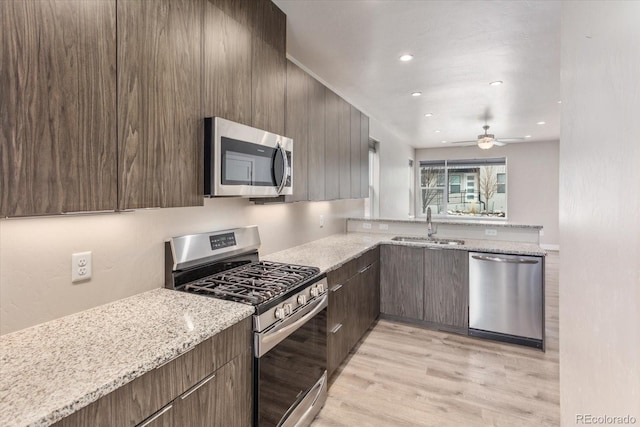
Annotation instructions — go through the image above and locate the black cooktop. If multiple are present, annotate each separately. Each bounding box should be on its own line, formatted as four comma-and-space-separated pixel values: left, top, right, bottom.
182, 261, 320, 307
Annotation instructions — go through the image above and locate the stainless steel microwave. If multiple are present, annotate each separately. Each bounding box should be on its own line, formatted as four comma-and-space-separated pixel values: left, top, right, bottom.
204, 117, 292, 197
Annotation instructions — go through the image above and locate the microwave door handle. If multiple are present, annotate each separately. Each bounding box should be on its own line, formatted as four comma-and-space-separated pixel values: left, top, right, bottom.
276, 142, 289, 195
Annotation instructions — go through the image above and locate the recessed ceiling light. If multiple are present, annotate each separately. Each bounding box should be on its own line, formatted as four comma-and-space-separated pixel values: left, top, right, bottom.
424, 113, 433, 117
524, 135, 532, 138
441, 140, 447, 143
411, 91, 422, 97
557, 100, 562, 104
399, 54, 414, 62
434, 130, 441, 133
537, 121, 546, 125
489, 80, 503, 86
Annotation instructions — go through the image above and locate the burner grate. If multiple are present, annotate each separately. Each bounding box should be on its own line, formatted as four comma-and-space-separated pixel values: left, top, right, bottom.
184, 261, 320, 305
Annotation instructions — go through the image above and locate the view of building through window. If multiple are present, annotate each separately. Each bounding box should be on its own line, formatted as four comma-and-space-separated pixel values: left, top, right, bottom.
419, 158, 506, 218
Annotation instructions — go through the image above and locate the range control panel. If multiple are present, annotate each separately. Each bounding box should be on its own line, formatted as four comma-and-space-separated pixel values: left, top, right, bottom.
209, 232, 237, 250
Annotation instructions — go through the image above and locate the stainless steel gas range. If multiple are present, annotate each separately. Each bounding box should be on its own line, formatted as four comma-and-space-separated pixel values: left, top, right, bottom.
165, 226, 328, 427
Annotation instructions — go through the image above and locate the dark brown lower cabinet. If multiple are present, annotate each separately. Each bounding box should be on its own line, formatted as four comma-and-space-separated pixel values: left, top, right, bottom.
327, 248, 380, 378
423, 248, 469, 330
380, 244, 469, 333
380, 245, 425, 319
53, 317, 251, 427
145, 352, 252, 427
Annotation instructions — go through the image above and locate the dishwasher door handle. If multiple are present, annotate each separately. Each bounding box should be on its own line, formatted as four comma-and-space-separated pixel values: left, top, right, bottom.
471, 255, 539, 264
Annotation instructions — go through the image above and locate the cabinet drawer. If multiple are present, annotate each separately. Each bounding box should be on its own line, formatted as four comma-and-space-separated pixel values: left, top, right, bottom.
327, 258, 357, 287
357, 247, 379, 271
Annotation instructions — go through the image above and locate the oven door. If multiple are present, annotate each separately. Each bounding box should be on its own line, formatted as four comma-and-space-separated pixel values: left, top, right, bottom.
255, 295, 327, 427
205, 117, 292, 197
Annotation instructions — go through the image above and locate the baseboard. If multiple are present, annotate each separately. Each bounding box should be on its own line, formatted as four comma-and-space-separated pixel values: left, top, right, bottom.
540, 244, 559, 251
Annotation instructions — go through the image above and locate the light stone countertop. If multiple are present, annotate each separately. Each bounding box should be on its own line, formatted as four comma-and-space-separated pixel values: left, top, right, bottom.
0, 289, 254, 427
263, 232, 545, 273
348, 217, 544, 229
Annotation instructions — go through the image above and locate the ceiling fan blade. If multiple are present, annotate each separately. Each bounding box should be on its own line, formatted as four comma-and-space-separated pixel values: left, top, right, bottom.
449, 140, 477, 144
495, 137, 525, 142
493, 140, 506, 146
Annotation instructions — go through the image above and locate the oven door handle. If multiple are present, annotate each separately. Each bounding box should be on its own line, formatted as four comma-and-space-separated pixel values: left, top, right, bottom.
275, 141, 289, 195
255, 294, 327, 358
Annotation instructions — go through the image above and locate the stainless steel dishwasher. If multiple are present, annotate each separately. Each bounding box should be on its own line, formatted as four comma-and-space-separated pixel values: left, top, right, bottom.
468, 252, 544, 349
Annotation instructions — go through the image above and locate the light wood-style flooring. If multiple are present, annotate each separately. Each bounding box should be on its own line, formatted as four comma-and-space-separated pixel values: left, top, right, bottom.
312, 252, 559, 427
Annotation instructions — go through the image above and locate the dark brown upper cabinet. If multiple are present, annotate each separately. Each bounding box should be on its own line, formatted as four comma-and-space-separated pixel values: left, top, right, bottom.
117, 0, 203, 209
307, 76, 326, 201
251, 0, 286, 135
284, 61, 310, 202
350, 106, 362, 197
204, 1, 252, 126
0, 0, 117, 217
360, 113, 370, 198
338, 97, 351, 199
324, 89, 340, 200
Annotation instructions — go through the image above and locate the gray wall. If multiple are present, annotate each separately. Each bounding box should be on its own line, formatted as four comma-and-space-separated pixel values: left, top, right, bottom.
415, 140, 559, 247
0, 198, 363, 334
560, 2, 640, 423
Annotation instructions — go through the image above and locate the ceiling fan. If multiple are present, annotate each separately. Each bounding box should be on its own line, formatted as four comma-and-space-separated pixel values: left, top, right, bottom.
450, 125, 524, 149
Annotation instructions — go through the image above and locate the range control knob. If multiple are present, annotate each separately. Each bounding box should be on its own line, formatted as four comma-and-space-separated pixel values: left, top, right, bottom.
274, 307, 286, 320
297, 294, 307, 305
310, 286, 320, 298
283, 303, 293, 315
317, 283, 325, 293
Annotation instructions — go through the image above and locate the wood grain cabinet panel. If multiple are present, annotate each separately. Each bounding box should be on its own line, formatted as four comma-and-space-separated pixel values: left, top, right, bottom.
350, 106, 362, 197
250, 0, 286, 135
204, 1, 252, 126
117, 0, 203, 210
338, 97, 351, 199
324, 89, 340, 200
380, 245, 425, 319
360, 113, 370, 198
169, 352, 252, 427
424, 248, 469, 329
0, 0, 117, 216
285, 60, 310, 202
327, 248, 380, 378
307, 76, 326, 201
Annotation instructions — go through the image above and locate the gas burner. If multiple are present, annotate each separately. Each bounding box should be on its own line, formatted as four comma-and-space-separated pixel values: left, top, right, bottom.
182, 261, 320, 306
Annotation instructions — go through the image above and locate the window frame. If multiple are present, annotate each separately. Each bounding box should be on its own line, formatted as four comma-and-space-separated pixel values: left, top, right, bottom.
418, 158, 507, 220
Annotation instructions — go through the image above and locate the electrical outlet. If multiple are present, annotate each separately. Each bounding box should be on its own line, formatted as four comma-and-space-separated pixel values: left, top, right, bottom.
485, 229, 498, 236
379, 223, 389, 230
362, 223, 372, 229
72, 251, 92, 283
319, 215, 324, 228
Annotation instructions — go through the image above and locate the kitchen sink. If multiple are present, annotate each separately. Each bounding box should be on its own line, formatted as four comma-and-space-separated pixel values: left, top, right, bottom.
391, 236, 465, 246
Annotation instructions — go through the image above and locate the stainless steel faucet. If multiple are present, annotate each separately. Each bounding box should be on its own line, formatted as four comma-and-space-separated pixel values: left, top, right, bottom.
426, 207, 435, 237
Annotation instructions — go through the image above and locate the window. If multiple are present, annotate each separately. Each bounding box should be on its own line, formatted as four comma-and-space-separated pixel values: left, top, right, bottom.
497, 173, 506, 193
419, 158, 507, 218
449, 174, 461, 194
409, 159, 415, 217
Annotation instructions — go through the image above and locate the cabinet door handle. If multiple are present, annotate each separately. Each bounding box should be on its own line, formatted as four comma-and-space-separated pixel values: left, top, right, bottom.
180, 372, 216, 400
358, 264, 373, 274
331, 323, 343, 334
137, 404, 173, 427
330, 284, 343, 292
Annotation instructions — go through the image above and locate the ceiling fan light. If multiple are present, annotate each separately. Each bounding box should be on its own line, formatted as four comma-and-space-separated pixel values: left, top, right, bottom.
477, 136, 494, 149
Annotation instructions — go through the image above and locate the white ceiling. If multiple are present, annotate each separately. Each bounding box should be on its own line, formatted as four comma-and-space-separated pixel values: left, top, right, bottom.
272, 0, 561, 149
